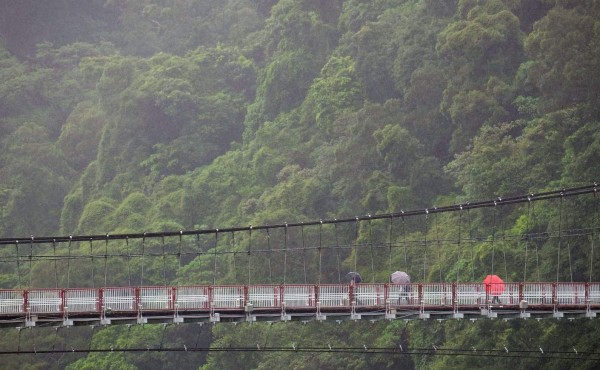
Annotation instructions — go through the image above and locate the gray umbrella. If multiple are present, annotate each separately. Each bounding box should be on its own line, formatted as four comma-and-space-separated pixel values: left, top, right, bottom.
391, 271, 410, 284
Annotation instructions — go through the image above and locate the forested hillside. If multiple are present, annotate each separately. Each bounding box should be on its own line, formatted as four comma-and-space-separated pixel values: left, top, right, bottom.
1, 0, 599, 368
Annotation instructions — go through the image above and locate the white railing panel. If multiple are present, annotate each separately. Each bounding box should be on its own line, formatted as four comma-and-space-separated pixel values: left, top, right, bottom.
248, 285, 280, 309
589, 283, 600, 304
456, 284, 485, 306
66, 289, 98, 313
422, 284, 452, 306
318, 285, 349, 308
282, 285, 314, 308
0, 290, 23, 314
388, 284, 414, 305
28, 290, 61, 313
523, 283, 553, 305
212, 286, 244, 309
354, 284, 385, 307
556, 283, 585, 305
176, 286, 210, 310
103, 288, 136, 311
497, 283, 520, 305
140, 287, 172, 310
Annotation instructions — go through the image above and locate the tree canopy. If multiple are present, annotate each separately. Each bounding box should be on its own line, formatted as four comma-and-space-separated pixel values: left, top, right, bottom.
1, 0, 599, 368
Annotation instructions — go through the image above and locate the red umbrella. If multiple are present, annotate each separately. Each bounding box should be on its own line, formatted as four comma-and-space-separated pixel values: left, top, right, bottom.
483, 275, 505, 295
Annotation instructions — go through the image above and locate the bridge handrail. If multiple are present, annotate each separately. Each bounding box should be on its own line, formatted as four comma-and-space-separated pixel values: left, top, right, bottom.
1, 282, 599, 316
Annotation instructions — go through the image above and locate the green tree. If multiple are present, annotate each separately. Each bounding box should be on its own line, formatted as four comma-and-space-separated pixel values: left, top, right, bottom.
0, 123, 74, 237
524, 5, 600, 115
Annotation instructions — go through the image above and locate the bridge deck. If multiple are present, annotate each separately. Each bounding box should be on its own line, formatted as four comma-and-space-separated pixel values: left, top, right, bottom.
1, 282, 598, 327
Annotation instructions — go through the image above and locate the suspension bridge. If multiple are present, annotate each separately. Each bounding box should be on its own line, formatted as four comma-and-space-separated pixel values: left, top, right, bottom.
0, 184, 599, 328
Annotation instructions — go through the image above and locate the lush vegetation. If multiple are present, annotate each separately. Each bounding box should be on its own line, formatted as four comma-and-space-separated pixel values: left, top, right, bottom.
1, 0, 599, 368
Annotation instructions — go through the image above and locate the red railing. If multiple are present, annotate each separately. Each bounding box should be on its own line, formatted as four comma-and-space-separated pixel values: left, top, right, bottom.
2, 282, 600, 317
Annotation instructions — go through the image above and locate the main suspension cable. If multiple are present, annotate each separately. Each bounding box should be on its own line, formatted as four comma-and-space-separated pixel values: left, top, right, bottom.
1, 185, 596, 246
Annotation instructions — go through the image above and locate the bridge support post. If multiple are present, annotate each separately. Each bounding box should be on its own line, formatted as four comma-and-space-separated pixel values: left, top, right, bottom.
316, 302, 326, 321
452, 295, 463, 319
173, 304, 184, 324
480, 308, 497, 318
350, 312, 361, 320
419, 299, 429, 319
586, 311, 596, 318
553, 303, 564, 319
519, 300, 530, 318
280, 302, 291, 322
585, 298, 596, 318
100, 305, 111, 325
385, 300, 396, 320
62, 306, 73, 327
137, 304, 147, 324
350, 300, 361, 320
245, 303, 256, 322
25, 307, 36, 327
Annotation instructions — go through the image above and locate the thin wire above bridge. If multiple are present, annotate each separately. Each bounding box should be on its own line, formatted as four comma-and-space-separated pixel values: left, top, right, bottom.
0, 184, 596, 246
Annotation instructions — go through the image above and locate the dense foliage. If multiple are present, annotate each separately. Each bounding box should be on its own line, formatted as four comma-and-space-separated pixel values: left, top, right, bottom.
1, 0, 599, 368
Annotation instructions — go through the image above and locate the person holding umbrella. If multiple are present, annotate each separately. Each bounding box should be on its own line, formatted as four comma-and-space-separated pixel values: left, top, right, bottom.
391, 271, 411, 304
346, 271, 362, 286
346, 272, 362, 306
483, 274, 505, 304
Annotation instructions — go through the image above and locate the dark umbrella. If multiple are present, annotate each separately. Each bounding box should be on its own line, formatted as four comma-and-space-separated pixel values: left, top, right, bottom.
390, 271, 410, 284
346, 272, 362, 284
